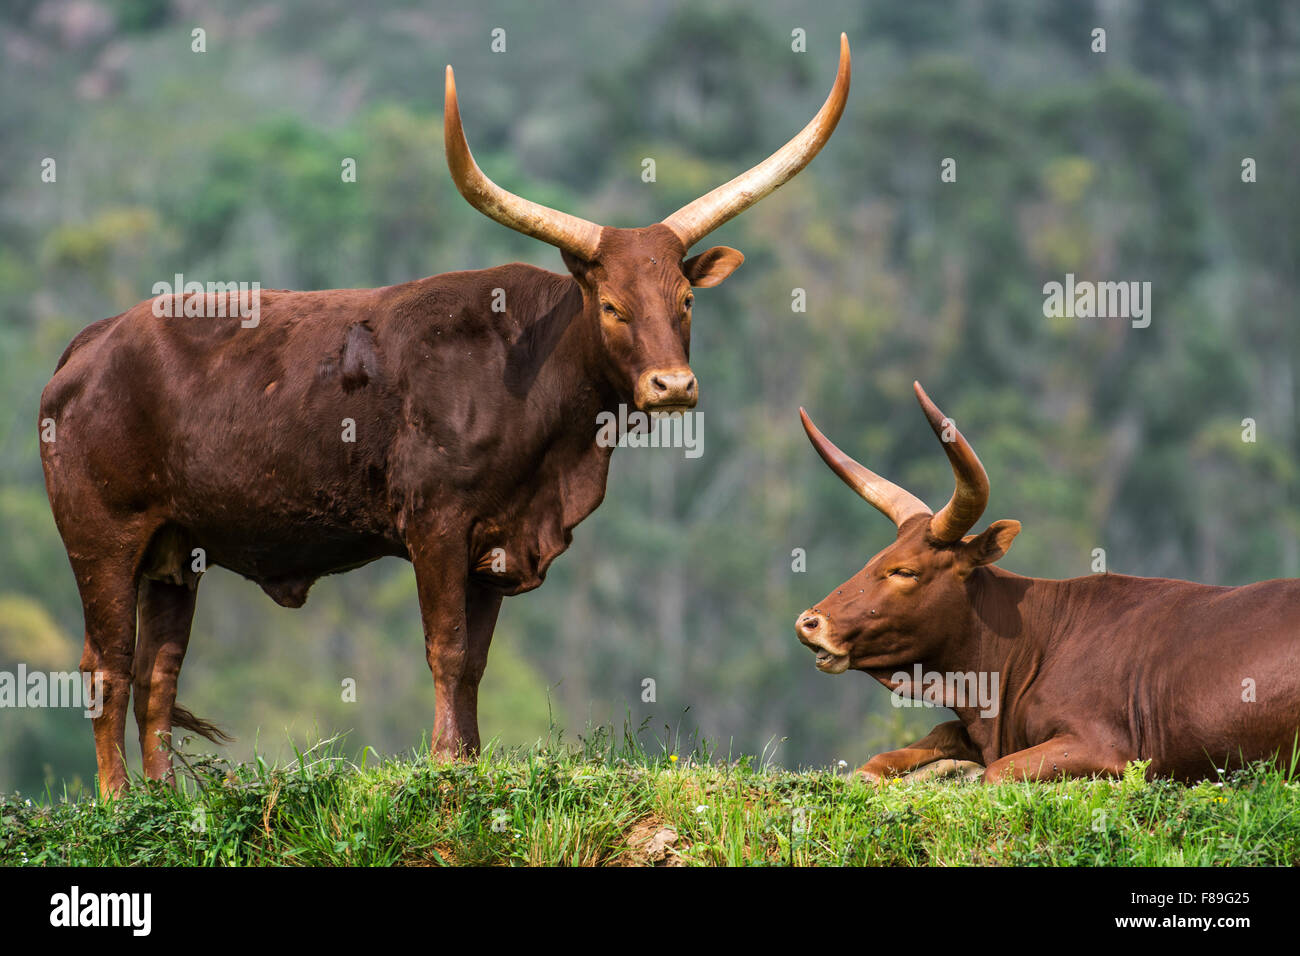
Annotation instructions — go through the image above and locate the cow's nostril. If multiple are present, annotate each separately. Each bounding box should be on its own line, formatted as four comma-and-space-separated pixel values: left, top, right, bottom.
801, 616, 820, 631
639, 369, 696, 407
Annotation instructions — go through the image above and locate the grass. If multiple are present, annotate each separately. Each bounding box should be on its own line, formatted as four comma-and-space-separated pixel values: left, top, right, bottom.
1, 724, 1297, 866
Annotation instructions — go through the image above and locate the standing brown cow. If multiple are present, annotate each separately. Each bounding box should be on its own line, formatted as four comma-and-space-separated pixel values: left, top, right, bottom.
795, 382, 1300, 782
40, 37, 851, 796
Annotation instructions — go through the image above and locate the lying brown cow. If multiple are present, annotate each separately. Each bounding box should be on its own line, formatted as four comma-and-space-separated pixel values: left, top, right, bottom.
795, 382, 1300, 782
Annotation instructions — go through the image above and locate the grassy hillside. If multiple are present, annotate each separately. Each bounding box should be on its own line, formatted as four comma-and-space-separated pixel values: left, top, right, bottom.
2, 728, 1296, 866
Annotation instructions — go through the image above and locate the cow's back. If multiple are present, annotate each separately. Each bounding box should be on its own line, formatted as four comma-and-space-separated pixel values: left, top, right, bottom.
45, 287, 388, 498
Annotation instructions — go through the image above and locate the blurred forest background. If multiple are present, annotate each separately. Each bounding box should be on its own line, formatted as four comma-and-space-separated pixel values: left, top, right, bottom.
1, 0, 1298, 796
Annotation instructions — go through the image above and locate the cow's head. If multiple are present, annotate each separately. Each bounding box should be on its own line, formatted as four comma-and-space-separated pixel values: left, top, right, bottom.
444, 36, 850, 413
795, 382, 1020, 674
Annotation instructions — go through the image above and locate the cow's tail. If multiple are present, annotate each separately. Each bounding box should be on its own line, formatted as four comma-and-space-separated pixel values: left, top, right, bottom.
172, 704, 233, 744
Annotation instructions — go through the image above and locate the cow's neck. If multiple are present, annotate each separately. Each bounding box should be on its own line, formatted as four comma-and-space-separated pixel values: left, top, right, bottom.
932, 568, 1119, 749
517, 277, 619, 460
472, 275, 619, 590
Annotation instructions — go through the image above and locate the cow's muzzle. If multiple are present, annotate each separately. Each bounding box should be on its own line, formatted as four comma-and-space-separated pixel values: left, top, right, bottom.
795, 610, 850, 674
635, 367, 698, 413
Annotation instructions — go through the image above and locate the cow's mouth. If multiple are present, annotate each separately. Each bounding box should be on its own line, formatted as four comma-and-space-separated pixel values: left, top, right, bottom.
812, 647, 850, 674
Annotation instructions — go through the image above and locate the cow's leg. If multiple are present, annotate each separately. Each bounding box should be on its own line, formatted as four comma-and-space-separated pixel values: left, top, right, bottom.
410, 541, 481, 759
133, 577, 198, 783
455, 578, 504, 749
74, 559, 141, 798
983, 736, 1128, 783
855, 720, 983, 783
901, 758, 986, 783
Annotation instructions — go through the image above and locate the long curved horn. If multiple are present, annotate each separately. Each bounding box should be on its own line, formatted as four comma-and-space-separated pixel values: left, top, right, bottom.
800, 407, 930, 529
913, 381, 990, 543
661, 33, 851, 250
445, 65, 603, 260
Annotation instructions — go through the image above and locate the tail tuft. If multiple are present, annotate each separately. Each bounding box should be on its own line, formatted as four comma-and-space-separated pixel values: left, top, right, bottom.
172, 705, 233, 744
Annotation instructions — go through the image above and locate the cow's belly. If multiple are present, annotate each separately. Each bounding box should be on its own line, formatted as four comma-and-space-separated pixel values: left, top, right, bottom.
143, 515, 405, 608
1140, 629, 1300, 778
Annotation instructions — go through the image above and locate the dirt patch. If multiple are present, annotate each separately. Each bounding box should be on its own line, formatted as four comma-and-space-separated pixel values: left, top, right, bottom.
402, 842, 460, 866
617, 814, 685, 867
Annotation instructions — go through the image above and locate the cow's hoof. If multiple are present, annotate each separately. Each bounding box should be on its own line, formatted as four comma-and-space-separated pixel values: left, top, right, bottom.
902, 759, 985, 782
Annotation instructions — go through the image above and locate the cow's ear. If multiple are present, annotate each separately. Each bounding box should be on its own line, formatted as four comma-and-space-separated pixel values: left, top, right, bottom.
683, 247, 744, 288
560, 248, 596, 280
957, 520, 1020, 575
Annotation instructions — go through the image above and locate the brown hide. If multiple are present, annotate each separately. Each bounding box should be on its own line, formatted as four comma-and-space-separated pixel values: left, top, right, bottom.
797, 385, 1300, 783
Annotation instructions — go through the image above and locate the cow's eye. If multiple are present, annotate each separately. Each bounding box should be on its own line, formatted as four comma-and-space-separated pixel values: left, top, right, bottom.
683, 294, 694, 311
889, 568, 918, 579
602, 302, 619, 316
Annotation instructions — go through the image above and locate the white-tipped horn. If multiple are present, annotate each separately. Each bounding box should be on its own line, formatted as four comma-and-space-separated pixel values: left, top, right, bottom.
661, 33, 851, 250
